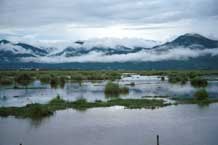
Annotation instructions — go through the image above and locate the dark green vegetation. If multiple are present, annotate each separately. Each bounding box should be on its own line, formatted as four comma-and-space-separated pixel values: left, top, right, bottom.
104, 81, 129, 97
168, 74, 188, 84
14, 73, 34, 88
0, 96, 169, 119
0, 70, 122, 88
0, 77, 13, 85
172, 89, 213, 105
0, 70, 217, 87
166, 71, 209, 87
194, 89, 208, 101
191, 77, 208, 88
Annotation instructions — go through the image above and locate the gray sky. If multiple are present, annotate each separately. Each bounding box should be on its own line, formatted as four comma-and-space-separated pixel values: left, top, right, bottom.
0, 0, 218, 43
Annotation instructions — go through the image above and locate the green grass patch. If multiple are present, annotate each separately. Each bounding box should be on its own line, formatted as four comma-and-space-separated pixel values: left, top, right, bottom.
0, 97, 169, 119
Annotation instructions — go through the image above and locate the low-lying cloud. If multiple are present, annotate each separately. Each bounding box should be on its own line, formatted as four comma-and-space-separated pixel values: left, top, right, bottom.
22, 48, 218, 63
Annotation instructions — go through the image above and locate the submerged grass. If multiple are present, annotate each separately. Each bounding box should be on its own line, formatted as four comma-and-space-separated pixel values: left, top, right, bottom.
0, 96, 170, 119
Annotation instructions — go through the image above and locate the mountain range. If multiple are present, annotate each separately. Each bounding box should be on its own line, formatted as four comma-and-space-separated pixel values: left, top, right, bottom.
0, 33, 218, 70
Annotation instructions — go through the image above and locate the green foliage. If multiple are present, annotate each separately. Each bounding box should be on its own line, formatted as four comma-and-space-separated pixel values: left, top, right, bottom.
15, 73, 34, 86
39, 75, 50, 84
194, 89, 208, 101
119, 86, 129, 94
0, 77, 13, 85
0, 97, 169, 118
191, 77, 208, 88
104, 81, 129, 97
49, 76, 66, 88
59, 76, 66, 88
50, 77, 59, 88
104, 82, 120, 96
168, 74, 188, 84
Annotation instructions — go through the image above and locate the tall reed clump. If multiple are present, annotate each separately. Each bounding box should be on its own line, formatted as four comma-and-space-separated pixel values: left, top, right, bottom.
104, 81, 129, 97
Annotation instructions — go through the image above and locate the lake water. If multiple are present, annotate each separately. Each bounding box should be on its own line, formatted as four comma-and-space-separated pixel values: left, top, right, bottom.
1, 74, 218, 145
1, 104, 218, 145
0, 75, 218, 107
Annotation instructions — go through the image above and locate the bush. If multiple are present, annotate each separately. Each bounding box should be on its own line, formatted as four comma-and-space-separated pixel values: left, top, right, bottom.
26, 103, 53, 118
130, 82, 135, 86
0, 77, 13, 85
161, 76, 165, 81
104, 81, 129, 97
191, 77, 208, 88
59, 76, 66, 88
194, 89, 208, 101
50, 77, 59, 88
119, 86, 129, 94
168, 74, 188, 84
39, 75, 50, 84
15, 73, 33, 86
104, 81, 120, 96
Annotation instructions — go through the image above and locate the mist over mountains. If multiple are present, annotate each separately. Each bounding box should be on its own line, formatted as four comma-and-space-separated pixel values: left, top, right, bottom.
1, 33, 218, 70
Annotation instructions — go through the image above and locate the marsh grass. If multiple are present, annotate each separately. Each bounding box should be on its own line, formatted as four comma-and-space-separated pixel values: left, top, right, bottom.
104, 82, 129, 97
0, 97, 169, 119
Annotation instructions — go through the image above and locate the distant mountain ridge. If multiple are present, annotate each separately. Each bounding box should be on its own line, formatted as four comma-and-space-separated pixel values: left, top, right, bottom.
0, 33, 218, 69
154, 33, 218, 50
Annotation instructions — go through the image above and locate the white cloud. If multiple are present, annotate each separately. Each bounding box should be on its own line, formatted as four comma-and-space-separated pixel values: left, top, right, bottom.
21, 48, 218, 63
0, 0, 218, 41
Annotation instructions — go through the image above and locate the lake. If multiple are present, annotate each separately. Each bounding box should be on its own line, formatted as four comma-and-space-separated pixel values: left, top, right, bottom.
1, 104, 218, 145
1, 74, 218, 145
0, 75, 218, 107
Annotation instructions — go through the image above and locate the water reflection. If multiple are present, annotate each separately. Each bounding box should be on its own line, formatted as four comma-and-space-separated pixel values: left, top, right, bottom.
1, 104, 218, 145
0, 75, 218, 107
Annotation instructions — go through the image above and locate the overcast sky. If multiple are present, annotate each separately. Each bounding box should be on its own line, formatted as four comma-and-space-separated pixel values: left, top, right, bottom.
0, 0, 218, 44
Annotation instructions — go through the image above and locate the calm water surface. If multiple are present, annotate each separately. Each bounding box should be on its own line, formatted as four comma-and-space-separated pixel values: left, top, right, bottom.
0, 75, 218, 107
1, 104, 218, 145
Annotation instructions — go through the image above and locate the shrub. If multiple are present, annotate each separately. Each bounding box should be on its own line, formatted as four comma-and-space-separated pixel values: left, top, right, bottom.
15, 73, 33, 87
50, 77, 59, 88
39, 75, 50, 84
26, 103, 53, 118
194, 89, 208, 101
168, 74, 188, 84
130, 82, 135, 86
161, 76, 165, 81
59, 76, 66, 88
191, 77, 208, 88
119, 86, 129, 94
104, 81, 129, 97
104, 81, 120, 96
0, 77, 13, 85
